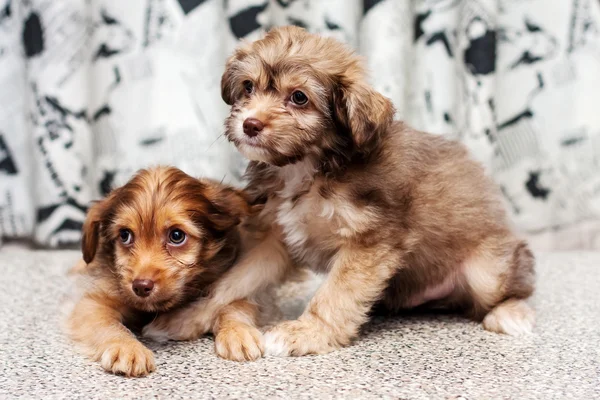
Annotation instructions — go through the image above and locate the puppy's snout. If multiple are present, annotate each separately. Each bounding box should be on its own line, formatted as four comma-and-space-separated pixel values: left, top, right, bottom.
132, 279, 154, 297
243, 118, 264, 137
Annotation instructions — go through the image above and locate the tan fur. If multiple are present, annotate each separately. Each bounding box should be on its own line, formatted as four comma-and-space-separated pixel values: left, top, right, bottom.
66, 166, 270, 376
213, 300, 264, 361
146, 27, 535, 357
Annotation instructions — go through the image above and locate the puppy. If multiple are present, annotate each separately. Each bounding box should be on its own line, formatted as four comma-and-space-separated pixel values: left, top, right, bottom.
66, 166, 267, 377
145, 26, 535, 357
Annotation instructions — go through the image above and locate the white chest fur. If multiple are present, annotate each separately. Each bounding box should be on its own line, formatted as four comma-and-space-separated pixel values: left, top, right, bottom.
273, 160, 379, 268
275, 160, 319, 263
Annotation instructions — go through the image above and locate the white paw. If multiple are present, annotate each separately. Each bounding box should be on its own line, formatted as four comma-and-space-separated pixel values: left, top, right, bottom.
263, 330, 291, 357
483, 299, 535, 336
263, 319, 340, 356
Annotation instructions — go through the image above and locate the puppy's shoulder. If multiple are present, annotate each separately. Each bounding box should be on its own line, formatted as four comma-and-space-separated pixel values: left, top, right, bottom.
386, 121, 467, 157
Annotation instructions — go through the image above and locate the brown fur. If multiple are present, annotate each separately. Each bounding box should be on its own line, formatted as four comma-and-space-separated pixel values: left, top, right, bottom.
66, 167, 268, 376
144, 26, 535, 357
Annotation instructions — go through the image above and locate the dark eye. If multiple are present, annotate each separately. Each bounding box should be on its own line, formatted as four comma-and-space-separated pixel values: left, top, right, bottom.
243, 80, 253, 94
291, 90, 308, 105
119, 229, 133, 245
168, 229, 187, 245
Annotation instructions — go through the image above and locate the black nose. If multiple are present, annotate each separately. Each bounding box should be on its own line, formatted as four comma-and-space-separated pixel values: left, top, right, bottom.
132, 279, 154, 297
243, 118, 264, 137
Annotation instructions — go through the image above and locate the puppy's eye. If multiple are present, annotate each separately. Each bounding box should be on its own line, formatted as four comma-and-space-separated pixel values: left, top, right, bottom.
168, 229, 187, 246
291, 90, 308, 105
119, 229, 133, 246
243, 80, 253, 94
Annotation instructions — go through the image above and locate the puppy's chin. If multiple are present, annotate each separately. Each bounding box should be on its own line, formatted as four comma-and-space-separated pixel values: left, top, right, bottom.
235, 141, 274, 164
236, 142, 309, 167
123, 291, 182, 313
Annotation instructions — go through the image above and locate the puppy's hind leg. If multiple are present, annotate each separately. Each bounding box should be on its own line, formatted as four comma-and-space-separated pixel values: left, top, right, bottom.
463, 240, 536, 336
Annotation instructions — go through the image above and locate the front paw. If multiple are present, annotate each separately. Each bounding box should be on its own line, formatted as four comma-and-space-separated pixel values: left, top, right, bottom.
142, 308, 208, 342
99, 341, 155, 377
215, 324, 264, 362
263, 318, 341, 357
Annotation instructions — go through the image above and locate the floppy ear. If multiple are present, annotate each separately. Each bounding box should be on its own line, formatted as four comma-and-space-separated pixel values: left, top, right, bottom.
221, 49, 248, 106
221, 42, 254, 105
334, 79, 395, 152
81, 200, 105, 264
203, 182, 252, 232
81, 187, 123, 264
221, 56, 237, 106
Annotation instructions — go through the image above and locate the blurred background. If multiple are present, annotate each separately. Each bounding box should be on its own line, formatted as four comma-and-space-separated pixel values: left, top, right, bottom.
0, 0, 599, 250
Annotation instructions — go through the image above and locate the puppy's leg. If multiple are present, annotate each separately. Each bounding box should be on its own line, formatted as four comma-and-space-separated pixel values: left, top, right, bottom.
264, 246, 399, 357
212, 300, 264, 362
143, 231, 290, 341
464, 240, 536, 336
68, 295, 155, 377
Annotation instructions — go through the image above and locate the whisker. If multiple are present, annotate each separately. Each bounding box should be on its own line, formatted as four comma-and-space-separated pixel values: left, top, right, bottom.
207, 133, 226, 151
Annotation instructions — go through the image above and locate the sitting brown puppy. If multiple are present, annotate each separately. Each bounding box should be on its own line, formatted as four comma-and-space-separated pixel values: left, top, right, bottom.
144, 27, 535, 357
66, 166, 267, 376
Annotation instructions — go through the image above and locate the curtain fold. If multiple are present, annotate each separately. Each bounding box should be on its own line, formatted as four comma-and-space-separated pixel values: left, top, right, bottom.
1, 0, 599, 247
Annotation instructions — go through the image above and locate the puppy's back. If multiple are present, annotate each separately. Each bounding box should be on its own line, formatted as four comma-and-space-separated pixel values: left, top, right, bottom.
354, 122, 511, 244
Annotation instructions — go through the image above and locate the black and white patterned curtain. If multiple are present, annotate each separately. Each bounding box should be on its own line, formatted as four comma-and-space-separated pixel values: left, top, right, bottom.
1, 0, 600, 247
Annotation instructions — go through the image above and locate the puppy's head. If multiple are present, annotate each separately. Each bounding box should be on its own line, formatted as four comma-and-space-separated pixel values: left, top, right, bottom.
221, 26, 395, 167
81, 166, 249, 312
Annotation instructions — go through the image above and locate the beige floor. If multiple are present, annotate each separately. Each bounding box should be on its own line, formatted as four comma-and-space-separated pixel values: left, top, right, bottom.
0, 244, 599, 399
526, 220, 600, 251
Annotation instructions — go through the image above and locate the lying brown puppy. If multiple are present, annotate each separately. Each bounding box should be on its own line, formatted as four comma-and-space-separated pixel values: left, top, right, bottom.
66, 167, 267, 376
145, 26, 535, 357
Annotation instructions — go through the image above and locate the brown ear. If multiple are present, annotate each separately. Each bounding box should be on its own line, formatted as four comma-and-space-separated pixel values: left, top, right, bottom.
221, 52, 243, 106
221, 43, 253, 105
203, 182, 252, 231
81, 200, 104, 264
221, 59, 236, 105
334, 80, 395, 152
81, 186, 124, 263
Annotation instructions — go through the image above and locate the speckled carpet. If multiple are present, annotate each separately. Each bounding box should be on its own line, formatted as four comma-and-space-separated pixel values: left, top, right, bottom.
0, 244, 598, 399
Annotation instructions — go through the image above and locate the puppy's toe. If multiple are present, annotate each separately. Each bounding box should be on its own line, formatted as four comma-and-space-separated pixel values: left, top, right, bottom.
100, 341, 156, 377
483, 299, 535, 336
215, 324, 264, 362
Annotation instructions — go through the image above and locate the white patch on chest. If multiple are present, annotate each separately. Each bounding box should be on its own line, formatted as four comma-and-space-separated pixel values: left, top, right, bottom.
275, 160, 318, 262
273, 160, 380, 267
